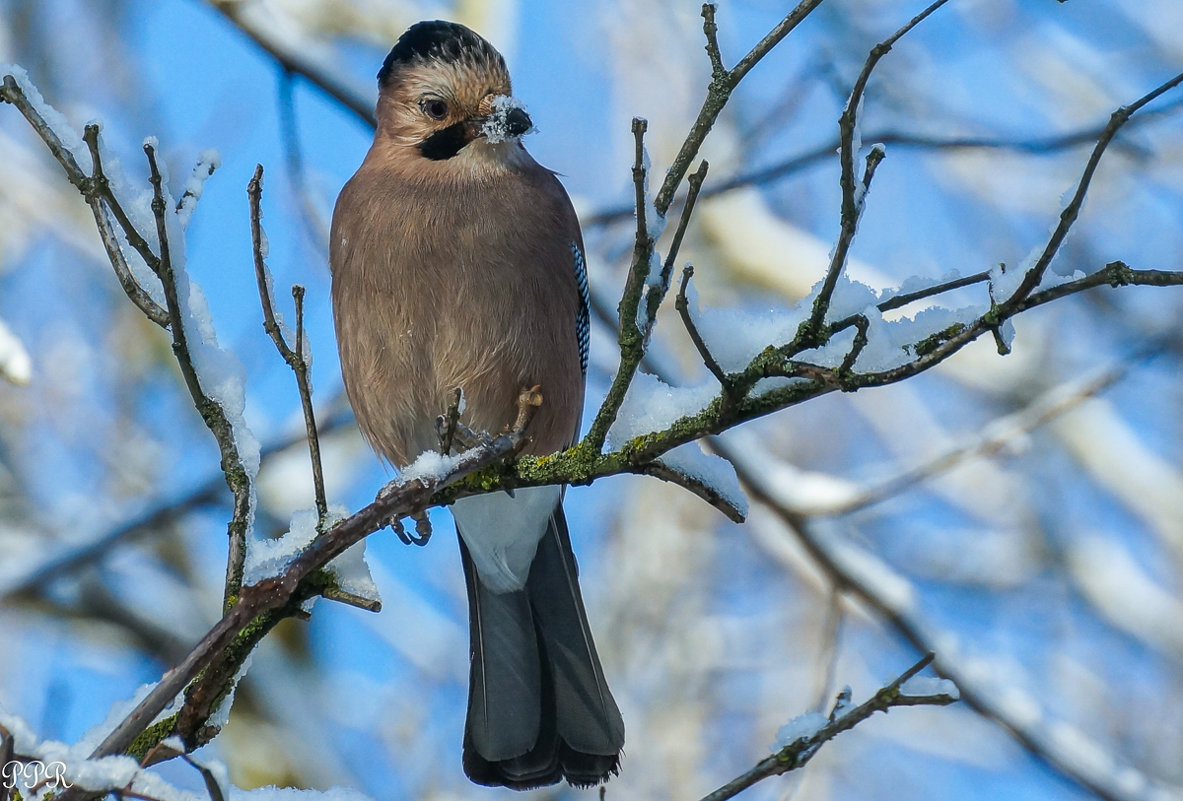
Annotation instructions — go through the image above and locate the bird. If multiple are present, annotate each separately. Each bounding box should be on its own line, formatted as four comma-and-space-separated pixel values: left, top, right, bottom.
328, 20, 624, 790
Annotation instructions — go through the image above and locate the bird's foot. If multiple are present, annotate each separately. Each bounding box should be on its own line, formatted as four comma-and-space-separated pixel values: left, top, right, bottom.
391, 510, 433, 546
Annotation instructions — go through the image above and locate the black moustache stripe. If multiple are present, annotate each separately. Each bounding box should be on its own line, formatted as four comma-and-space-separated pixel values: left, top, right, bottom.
418, 121, 474, 161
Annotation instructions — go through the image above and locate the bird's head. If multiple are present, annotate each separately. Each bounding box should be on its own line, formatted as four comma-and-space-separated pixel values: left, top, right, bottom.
375, 21, 534, 166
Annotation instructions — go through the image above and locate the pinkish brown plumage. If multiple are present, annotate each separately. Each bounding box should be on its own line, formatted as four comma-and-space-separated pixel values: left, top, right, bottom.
329, 19, 622, 790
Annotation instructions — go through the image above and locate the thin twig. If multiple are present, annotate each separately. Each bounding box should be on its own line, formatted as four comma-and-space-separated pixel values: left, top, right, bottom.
645, 458, 745, 523
654, 0, 825, 216
698, 653, 955, 801
584, 118, 654, 452
0, 79, 168, 325
138, 141, 255, 612
583, 97, 1183, 229
86, 126, 163, 276
248, 165, 328, 523
320, 586, 382, 612
291, 285, 328, 521
811, 357, 1137, 517
721, 434, 1167, 801
801, 0, 951, 345
1000, 72, 1183, 305
645, 160, 710, 330
675, 266, 728, 386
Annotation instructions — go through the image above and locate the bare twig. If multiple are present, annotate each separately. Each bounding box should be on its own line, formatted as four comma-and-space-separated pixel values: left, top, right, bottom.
584, 118, 655, 452
0, 78, 170, 326
583, 97, 1183, 229
140, 141, 256, 613
800, 0, 951, 345
1000, 72, 1183, 305
248, 164, 328, 523
698, 653, 956, 801
320, 586, 382, 612
811, 356, 1137, 517
675, 266, 728, 386
654, 0, 826, 216
645, 160, 710, 330
644, 458, 745, 523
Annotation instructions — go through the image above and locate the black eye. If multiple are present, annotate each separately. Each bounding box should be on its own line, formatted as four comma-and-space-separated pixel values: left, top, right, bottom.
421, 98, 448, 120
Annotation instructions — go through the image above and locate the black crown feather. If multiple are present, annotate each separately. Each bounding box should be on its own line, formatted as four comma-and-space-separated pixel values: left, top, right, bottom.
378, 20, 505, 85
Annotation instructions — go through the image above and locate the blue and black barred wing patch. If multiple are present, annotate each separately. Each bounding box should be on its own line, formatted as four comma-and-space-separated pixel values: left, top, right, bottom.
571, 242, 590, 375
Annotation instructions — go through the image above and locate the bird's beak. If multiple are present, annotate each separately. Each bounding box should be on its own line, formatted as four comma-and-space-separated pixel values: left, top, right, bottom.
478, 96, 534, 142
501, 106, 533, 137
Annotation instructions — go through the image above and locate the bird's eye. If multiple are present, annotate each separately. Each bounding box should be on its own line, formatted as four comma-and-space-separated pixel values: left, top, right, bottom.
421, 98, 448, 120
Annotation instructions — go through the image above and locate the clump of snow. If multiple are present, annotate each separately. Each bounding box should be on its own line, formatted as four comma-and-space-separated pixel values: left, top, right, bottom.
606, 372, 717, 446
1037, 267, 1087, 292
823, 275, 880, 324
482, 94, 532, 143
831, 686, 853, 718
771, 711, 827, 750
0, 317, 32, 384
1, 64, 92, 171
399, 448, 466, 483
794, 327, 858, 369
244, 507, 378, 606
176, 149, 221, 228
683, 283, 806, 372
209, 655, 254, 730
323, 507, 380, 602
603, 372, 748, 517
901, 675, 960, 699
635, 144, 667, 242
62, 755, 142, 793
851, 305, 908, 372
990, 244, 1042, 303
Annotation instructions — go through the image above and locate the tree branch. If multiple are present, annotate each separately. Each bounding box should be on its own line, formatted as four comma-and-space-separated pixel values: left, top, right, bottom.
202, 0, 375, 128
55, 428, 526, 795
699, 653, 957, 801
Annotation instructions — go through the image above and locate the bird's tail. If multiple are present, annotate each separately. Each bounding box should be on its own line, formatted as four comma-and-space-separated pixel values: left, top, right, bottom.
459, 505, 624, 789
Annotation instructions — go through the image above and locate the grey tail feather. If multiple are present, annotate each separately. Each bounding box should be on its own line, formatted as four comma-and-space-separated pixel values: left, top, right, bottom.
459, 505, 624, 789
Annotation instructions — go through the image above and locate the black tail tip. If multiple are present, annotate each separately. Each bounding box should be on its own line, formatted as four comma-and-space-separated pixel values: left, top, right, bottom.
463, 746, 621, 791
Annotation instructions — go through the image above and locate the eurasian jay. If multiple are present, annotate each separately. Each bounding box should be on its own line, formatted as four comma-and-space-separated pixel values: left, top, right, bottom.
329, 20, 624, 790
